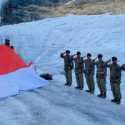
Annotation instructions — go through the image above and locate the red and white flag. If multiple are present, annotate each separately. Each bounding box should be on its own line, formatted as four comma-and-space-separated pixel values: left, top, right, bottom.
0, 45, 48, 99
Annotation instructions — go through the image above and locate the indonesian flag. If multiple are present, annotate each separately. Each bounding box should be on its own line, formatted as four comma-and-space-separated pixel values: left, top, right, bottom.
0, 45, 48, 99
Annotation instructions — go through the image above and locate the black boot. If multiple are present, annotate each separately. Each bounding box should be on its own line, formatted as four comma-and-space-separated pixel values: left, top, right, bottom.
64, 83, 69, 86
101, 92, 106, 98
90, 90, 94, 94
115, 99, 121, 104
111, 99, 116, 103
80, 87, 83, 90
75, 86, 80, 89
102, 92, 106, 98
67, 83, 72, 87
85, 90, 91, 93
97, 93, 102, 97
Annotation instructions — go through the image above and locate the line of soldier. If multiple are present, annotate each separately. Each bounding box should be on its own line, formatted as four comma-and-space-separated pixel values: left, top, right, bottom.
60, 50, 125, 104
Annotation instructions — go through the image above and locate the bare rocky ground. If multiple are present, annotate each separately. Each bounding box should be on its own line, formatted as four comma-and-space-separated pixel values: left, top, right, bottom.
2, 0, 125, 24
24, 1, 125, 19
14, 1, 125, 23
55, 1, 125, 15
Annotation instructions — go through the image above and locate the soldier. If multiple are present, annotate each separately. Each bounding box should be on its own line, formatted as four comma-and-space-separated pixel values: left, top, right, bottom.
83, 53, 95, 94
4, 39, 14, 49
94, 54, 110, 98
72, 51, 84, 90
108, 57, 124, 104
60, 50, 73, 86
5, 39, 10, 47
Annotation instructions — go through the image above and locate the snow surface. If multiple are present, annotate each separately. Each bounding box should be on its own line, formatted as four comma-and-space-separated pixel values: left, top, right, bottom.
0, 77, 125, 125
0, 15, 125, 124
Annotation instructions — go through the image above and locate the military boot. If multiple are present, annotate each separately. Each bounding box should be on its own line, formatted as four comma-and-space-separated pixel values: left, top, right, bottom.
102, 92, 106, 98
86, 90, 91, 93
80, 87, 83, 90
75, 86, 80, 90
97, 93, 102, 98
111, 98, 117, 103
115, 99, 121, 104
64, 83, 69, 86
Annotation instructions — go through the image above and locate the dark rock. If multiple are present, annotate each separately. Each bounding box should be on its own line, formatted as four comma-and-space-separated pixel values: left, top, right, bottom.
1, 0, 70, 24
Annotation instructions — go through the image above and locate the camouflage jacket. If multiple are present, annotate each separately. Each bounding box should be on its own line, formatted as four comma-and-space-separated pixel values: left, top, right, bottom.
83, 59, 95, 75
108, 63, 122, 83
95, 60, 107, 79
73, 57, 84, 73
61, 53, 73, 70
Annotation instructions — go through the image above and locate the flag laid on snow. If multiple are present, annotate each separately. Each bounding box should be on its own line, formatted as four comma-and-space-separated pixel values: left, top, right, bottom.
0, 45, 48, 99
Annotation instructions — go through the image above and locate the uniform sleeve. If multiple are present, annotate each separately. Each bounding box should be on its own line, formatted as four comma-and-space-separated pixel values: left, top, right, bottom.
121, 64, 125, 70
105, 60, 111, 67
60, 53, 64, 58
93, 61, 97, 65
72, 56, 75, 61
106, 64, 110, 68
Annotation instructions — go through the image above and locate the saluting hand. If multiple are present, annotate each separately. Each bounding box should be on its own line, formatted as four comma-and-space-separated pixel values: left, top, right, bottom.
106, 59, 111, 63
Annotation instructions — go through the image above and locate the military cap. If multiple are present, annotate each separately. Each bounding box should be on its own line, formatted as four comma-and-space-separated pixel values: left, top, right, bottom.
66, 50, 70, 54
77, 51, 81, 55
87, 53, 92, 57
98, 54, 103, 58
112, 56, 117, 61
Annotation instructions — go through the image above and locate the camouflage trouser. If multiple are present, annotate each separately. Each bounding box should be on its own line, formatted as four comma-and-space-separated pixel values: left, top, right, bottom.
85, 74, 95, 94
65, 70, 72, 85
111, 83, 121, 101
97, 78, 106, 95
75, 71, 84, 89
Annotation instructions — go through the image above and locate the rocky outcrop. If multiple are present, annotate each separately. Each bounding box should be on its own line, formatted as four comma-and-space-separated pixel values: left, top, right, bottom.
67, 0, 113, 4
1, 0, 71, 24
1, 0, 124, 25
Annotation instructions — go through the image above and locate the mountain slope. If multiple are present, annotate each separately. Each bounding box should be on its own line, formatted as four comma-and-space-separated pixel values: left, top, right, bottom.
0, 15, 125, 124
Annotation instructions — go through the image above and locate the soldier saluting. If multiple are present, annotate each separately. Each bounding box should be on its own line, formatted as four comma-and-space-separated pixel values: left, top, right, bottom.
94, 54, 111, 98
108, 57, 125, 104
72, 51, 84, 90
60, 50, 73, 86
83, 53, 95, 94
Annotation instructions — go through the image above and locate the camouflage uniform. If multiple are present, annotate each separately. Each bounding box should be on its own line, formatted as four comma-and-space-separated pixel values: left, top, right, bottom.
61, 53, 73, 86
95, 60, 107, 97
74, 57, 84, 90
84, 59, 95, 94
109, 63, 122, 103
